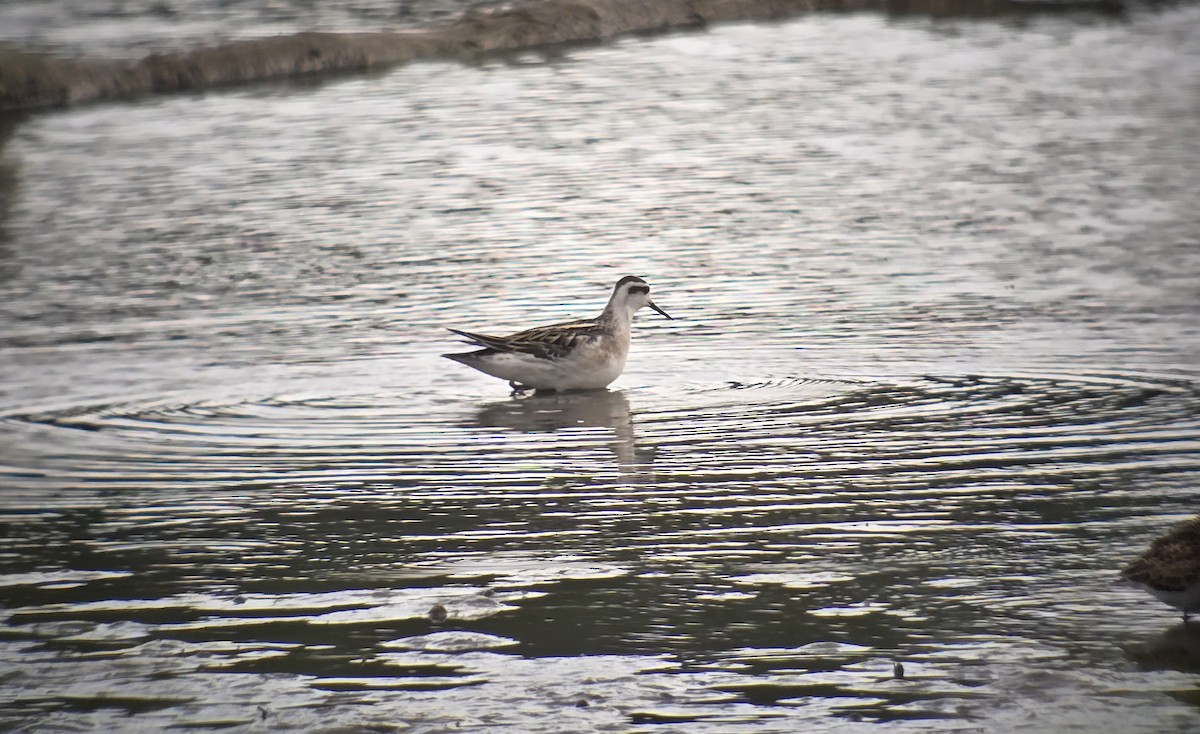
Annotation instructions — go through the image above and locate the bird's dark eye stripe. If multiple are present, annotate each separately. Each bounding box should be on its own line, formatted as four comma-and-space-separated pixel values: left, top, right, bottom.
628, 285, 650, 295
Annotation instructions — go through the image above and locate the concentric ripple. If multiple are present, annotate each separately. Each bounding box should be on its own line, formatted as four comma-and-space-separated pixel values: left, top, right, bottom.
3, 370, 1195, 497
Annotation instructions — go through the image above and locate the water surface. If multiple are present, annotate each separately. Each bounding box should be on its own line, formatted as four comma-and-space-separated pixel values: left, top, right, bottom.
0, 0, 479, 58
2, 7, 1200, 733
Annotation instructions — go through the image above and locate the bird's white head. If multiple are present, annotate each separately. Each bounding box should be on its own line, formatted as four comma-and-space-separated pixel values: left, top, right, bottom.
608, 275, 672, 321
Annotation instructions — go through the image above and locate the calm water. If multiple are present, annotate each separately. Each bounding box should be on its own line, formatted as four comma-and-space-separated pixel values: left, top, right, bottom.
3, 7, 1200, 733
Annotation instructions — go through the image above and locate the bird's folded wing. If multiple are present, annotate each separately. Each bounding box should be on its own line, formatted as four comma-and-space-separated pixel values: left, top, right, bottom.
448, 320, 602, 360
1122, 535, 1200, 589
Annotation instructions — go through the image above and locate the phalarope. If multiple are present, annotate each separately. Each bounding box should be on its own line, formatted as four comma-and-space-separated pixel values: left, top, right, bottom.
1120, 515, 1200, 622
443, 275, 672, 393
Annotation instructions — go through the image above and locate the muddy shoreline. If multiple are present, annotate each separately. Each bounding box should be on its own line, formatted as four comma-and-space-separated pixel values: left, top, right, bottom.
0, 0, 1129, 112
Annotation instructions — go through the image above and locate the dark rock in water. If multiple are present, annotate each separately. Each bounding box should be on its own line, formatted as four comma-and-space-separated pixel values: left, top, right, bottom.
0, 0, 1130, 112
428, 602, 449, 624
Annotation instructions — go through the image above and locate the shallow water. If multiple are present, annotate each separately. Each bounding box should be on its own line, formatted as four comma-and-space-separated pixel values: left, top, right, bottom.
2, 6, 1200, 733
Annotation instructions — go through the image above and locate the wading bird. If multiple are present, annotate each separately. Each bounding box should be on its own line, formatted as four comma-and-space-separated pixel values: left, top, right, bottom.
443, 275, 671, 393
1120, 515, 1200, 623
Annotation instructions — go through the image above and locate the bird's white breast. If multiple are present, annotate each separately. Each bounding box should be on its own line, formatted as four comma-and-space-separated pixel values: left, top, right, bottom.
553, 337, 628, 390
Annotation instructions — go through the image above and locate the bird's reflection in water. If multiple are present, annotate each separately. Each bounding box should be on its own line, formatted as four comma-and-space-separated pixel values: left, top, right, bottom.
1124, 622, 1200, 674
470, 390, 648, 480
